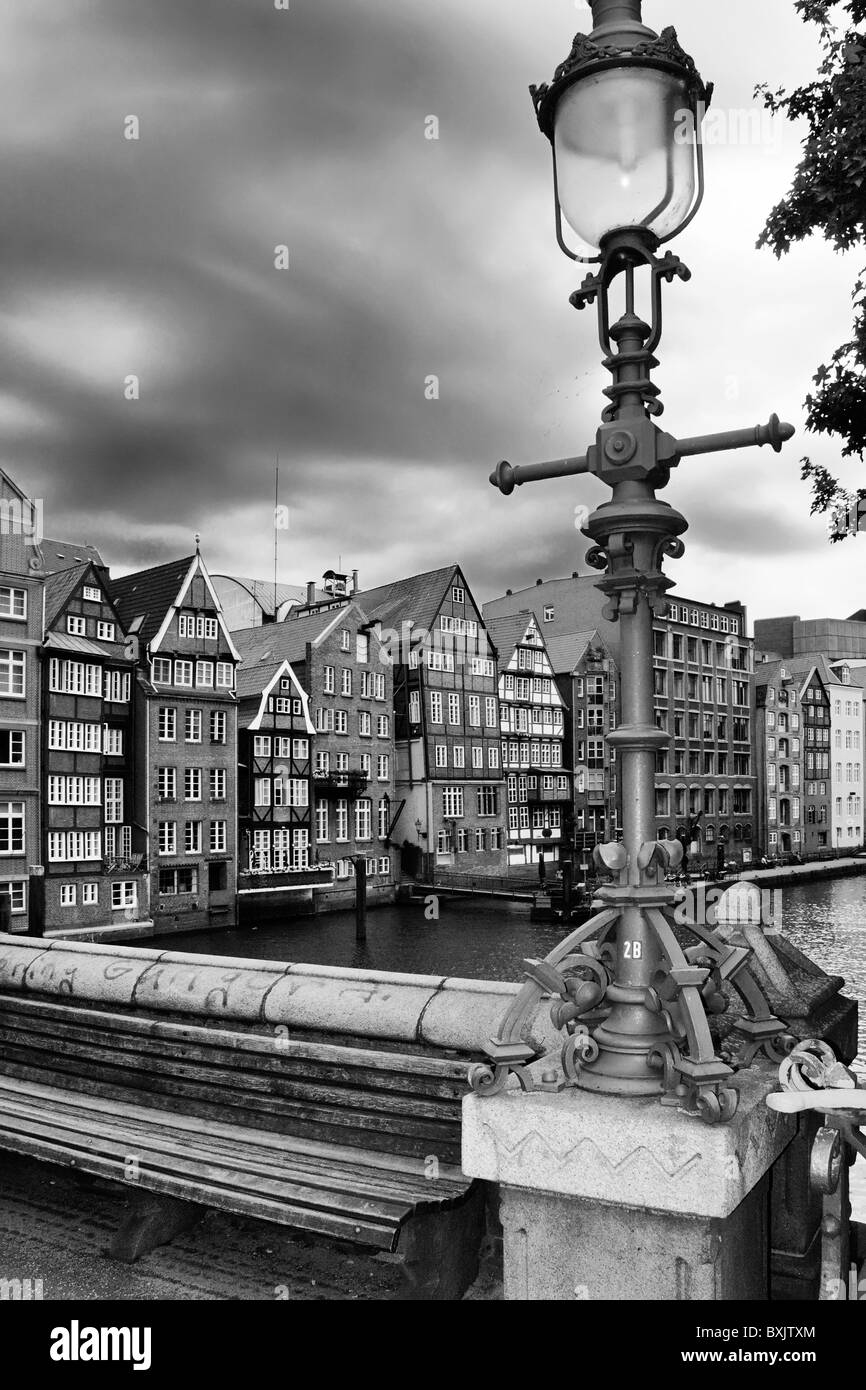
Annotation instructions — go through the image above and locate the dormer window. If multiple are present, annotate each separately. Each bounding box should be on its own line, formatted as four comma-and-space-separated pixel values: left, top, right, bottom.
840, 666, 851, 685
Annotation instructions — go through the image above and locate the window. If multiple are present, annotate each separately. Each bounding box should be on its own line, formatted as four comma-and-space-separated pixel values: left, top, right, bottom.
158, 822, 176, 856
472, 745, 483, 770
447, 693, 461, 725
0, 731, 24, 767
185, 822, 202, 855
254, 735, 272, 758
355, 798, 372, 841
452, 586, 465, 605
175, 660, 193, 687
210, 711, 226, 744
378, 799, 389, 839
60, 885, 77, 908
210, 768, 226, 801
159, 868, 198, 896
543, 606, 555, 623
340, 629, 351, 652
82, 585, 101, 603
48, 776, 101, 805
184, 768, 202, 801
0, 649, 25, 696
105, 778, 123, 823
195, 661, 213, 687
377, 714, 390, 738
254, 777, 271, 807
48, 830, 101, 862
341, 669, 352, 697
359, 710, 372, 738
485, 697, 497, 728
356, 633, 369, 664
153, 657, 172, 685
430, 692, 443, 724
476, 786, 498, 817
442, 786, 464, 818
185, 709, 202, 743
468, 695, 481, 727
97, 621, 115, 641
0, 802, 24, 856
216, 663, 234, 689
67, 615, 85, 636
377, 754, 389, 781
104, 670, 130, 703
335, 799, 349, 842
158, 768, 176, 801
316, 801, 329, 843
0, 587, 24, 622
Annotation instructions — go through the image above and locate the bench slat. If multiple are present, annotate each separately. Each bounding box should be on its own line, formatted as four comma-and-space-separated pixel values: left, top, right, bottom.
0, 1127, 402, 1249
0, 1088, 465, 1207
0, 1057, 462, 1162
0, 1025, 462, 1121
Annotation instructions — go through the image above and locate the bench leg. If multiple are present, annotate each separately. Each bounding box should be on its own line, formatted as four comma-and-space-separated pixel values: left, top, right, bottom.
110, 1193, 207, 1264
394, 1186, 486, 1301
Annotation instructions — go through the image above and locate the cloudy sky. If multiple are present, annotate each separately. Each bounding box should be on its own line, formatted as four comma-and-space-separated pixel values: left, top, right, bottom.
0, 0, 861, 624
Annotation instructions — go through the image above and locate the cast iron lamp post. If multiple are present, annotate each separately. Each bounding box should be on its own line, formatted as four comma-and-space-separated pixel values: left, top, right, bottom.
473, 0, 797, 1122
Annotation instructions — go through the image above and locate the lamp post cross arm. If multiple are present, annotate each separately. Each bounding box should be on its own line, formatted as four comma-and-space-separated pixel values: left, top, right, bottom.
490, 414, 795, 498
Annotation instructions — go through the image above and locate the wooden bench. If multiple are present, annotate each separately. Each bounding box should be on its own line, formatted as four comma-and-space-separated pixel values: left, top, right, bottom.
0, 935, 557, 1299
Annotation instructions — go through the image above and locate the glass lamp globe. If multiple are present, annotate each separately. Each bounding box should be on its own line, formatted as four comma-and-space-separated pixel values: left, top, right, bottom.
553, 65, 698, 252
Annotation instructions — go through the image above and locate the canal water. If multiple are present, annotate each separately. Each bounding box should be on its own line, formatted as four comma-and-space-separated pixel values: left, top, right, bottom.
167, 877, 866, 1074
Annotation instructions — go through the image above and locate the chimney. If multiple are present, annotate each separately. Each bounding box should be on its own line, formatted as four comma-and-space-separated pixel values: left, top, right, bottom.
352, 568, 359, 594
306, 581, 316, 605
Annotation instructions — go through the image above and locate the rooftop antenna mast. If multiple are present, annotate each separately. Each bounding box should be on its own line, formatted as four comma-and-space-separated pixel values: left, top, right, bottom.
274, 457, 279, 618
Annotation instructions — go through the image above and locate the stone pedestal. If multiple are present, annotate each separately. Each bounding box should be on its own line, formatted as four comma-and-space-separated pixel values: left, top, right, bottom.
462, 1065, 795, 1301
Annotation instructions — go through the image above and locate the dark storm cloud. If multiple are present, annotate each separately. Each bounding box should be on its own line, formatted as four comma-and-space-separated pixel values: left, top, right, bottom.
0, 0, 857, 620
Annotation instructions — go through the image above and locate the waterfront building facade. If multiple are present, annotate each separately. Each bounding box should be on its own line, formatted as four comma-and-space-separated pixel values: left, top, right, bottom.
485, 613, 570, 870
112, 552, 240, 931
355, 567, 507, 879
234, 602, 397, 911
0, 471, 44, 929
40, 563, 146, 928
546, 630, 620, 862
486, 576, 757, 867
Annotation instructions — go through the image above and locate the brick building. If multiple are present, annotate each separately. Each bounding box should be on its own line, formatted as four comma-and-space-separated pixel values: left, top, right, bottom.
40, 563, 146, 928
545, 630, 620, 861
486, 576, 757, 867
235, 656, 330, 919
233, 601, 398, 912
112, 551, 239, 932
0, 469, 107, 931
354, 567, 507, 879
485, 613, 570, 870
0, 471, 45, 929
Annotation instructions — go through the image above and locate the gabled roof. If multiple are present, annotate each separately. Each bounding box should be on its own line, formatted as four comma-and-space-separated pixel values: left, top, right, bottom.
545, 630, 608, 676
233, 604, 359, 669
754, 659, 784, 690
111, 557, 196, 648
354, 565, 461, 634
484, 613, 533, 671
40, 537, 104, 572
238, 659, 315, 735
43, 564, 91, 629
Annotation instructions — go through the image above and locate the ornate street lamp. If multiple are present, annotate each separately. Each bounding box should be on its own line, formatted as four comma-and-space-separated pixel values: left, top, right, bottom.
477, 0, 798, 1123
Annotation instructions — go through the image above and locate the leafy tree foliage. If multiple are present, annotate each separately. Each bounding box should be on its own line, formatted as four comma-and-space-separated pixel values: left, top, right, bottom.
756, 1, 866, 539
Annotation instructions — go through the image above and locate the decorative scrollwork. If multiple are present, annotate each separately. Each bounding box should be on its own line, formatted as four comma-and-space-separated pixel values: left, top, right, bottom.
585, 545, 608, 571
562, 1028, 600, 1082
468, 1062, 535, 1098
